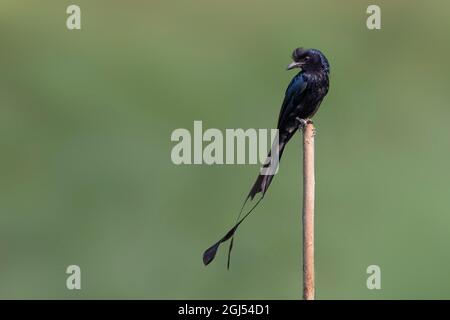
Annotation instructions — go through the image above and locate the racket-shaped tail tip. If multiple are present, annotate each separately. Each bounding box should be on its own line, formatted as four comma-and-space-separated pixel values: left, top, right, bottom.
203, 241, 220, 266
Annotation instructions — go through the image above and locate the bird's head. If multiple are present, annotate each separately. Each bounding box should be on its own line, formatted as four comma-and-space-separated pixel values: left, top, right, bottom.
287, 48, 330, 73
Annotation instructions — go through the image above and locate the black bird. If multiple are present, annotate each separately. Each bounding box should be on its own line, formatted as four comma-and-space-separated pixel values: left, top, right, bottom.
203, 48, 330, 268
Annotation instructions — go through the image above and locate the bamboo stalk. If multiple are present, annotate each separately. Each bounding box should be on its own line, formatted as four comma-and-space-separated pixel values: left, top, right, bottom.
302, 122, 315, 300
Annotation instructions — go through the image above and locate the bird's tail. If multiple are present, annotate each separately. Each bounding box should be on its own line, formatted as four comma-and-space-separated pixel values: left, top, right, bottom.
202, 131, 295, 268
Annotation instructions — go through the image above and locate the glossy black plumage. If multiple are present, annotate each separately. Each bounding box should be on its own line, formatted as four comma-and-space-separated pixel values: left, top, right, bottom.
203, 48, 330, 267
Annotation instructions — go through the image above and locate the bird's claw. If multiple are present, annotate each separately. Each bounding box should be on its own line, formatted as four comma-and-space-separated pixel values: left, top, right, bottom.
296, 118, 313, 131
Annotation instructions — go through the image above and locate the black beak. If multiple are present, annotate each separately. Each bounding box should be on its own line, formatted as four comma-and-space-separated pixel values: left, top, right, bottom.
286, 61, 302, 70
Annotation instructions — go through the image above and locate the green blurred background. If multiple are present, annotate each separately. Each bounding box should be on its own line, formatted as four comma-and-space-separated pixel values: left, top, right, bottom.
1, 0, 450, 299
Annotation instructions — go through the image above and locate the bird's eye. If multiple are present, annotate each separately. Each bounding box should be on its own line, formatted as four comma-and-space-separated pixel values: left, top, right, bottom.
304, 56, 310, 61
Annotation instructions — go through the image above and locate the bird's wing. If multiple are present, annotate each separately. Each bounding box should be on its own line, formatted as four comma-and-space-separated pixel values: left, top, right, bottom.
277, 73, 307, 129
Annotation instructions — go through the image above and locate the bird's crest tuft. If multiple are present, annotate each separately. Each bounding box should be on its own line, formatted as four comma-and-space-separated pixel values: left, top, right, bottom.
292, 47, 306, 62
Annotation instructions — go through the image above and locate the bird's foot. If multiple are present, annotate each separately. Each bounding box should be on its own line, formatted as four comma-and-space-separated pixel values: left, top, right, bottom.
295, 117, 308, 130
295, 118, 313, 131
